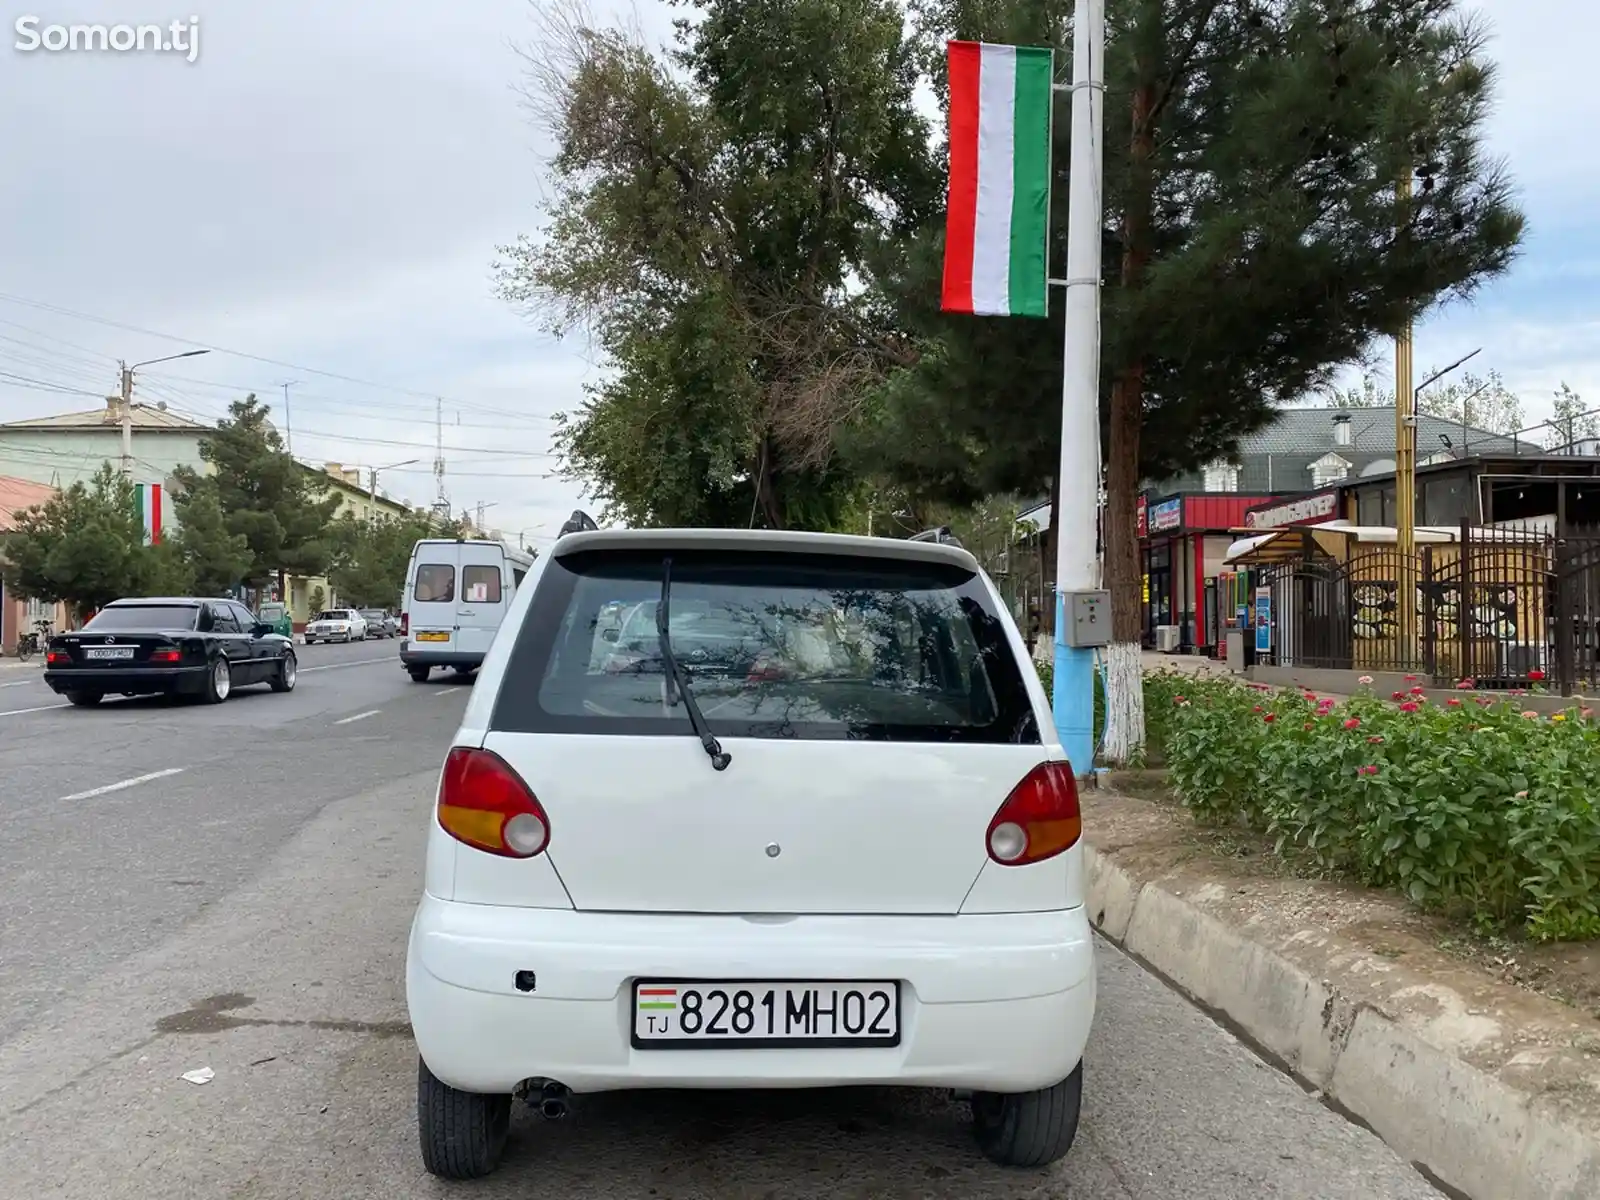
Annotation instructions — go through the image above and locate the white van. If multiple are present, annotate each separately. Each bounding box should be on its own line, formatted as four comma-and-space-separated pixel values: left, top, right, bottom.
400, 539, 535, 682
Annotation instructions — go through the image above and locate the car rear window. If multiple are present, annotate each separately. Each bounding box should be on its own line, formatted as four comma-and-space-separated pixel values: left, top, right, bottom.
463, 564, 502, 604
490, 548, 1040, 744
84, 605, 199, 631
414, 564, 455, 603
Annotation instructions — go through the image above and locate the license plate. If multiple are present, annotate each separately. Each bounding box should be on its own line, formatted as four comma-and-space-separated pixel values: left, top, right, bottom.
632, 980, 900, 1048
83, 647, 135, 660
416, 631, 449, 642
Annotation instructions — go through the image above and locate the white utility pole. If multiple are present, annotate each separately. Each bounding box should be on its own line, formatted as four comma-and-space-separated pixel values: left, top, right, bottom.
280, 382, 299, 456
1050, 0, 1107, 777
118, 361, 133, 477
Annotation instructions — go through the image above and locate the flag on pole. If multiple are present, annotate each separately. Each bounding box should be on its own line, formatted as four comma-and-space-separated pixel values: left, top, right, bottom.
941, 40, 1054, 318
137, 482, 163, 545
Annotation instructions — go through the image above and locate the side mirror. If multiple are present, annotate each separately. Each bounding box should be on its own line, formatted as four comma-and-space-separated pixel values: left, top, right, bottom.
252, 622, 273, 637
602, 628, 620, 643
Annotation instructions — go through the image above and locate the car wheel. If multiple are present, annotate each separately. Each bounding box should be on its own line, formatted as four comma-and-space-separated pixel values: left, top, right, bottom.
270, 651, 298, 693
67, 691, 103, 708
408, 666, 430, 683
417, 1058, 511, 1180
304, 637, 316, 646
204, 657, 232, 705
971, 1062, 1083, 1168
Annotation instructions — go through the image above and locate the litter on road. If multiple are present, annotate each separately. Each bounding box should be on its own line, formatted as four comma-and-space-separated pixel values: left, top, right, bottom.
180, 1067, 214, 1086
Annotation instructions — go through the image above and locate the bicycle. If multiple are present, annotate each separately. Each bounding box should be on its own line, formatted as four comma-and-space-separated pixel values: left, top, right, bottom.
15, 618, 52, 662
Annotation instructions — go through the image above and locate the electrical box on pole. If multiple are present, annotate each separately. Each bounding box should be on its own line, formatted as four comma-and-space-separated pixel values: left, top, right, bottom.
1061, 590, 1111, 648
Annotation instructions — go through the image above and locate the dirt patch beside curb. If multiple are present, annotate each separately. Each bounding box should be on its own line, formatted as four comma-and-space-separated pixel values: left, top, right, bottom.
1083, 783, 1600, 1200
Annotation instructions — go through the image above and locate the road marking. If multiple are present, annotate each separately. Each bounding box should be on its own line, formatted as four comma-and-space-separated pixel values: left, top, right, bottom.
60, 767, 185, 802
335, 709, 382, 725
0, 679, 36, 689
0, 702, 69, 718
299, 657, 395, 674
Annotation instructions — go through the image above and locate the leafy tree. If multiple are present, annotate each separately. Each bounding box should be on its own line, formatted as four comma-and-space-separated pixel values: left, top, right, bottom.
327, 511, 437, 609
0, 464, 177, 620
1327, 366, 1524, 434
495, 0, 937, 528
169, 477, 253, 596
1550, 383, 1597, 447
871, 0, 1523, 760
172, 395, 341, 591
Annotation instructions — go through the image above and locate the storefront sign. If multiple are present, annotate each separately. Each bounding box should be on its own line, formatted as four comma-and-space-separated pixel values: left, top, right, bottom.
1148, 498, 1182, 533
1254, 587, 1272, 653
1244, 491, 1338, 530
1136, 495, 1147, 538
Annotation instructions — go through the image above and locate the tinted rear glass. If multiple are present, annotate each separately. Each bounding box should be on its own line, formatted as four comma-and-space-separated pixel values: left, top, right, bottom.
414, 564, 455, 603
491, 549, 1040, 744
85, 605, 199, 631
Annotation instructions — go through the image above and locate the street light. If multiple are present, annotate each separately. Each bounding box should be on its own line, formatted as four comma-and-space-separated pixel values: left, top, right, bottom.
369, 458, 420, 502
119, 349, 210, 475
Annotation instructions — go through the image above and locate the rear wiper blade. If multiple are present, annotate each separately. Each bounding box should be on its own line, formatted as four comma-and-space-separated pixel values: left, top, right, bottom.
657, 556, 731, 771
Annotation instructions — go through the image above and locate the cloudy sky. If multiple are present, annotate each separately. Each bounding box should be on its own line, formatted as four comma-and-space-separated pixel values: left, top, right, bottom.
0, 0, 1590, 542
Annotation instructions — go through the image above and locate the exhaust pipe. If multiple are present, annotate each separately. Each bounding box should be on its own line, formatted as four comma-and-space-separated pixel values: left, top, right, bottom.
539, 1081, 570, 1121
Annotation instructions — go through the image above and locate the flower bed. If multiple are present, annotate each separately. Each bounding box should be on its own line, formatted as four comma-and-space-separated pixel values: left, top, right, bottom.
1145, 671, 1600, 942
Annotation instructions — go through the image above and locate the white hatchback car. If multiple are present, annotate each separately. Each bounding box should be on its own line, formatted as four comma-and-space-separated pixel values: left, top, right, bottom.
406, 526, 1097, 1179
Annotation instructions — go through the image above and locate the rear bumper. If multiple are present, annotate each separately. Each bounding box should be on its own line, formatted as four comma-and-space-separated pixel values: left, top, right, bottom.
43, 665, 208, 695
406, 897, 1097, 1095
399, 645, 483, 669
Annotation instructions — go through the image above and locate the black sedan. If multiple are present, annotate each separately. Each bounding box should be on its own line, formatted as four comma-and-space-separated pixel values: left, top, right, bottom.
44, 597, 298, 707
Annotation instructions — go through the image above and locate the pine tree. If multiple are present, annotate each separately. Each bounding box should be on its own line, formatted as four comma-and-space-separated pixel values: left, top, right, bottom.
170, 477, 253, 596
172, 395, 341, 591
875, 0, 1523, 761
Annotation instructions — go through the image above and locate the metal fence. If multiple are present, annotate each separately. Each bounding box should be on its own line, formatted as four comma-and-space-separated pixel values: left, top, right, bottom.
1258, 521, 1600, 693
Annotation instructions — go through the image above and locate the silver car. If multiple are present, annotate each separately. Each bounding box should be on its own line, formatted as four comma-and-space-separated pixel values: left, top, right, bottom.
360, 609, 399, 639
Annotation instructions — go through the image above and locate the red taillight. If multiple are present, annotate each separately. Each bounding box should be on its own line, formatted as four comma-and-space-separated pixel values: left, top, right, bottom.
436, 747, 549, 858
400, 611, 409, 635
986, 762, 1082, 866
149, 648, 181, 663
46, 650, 70, 665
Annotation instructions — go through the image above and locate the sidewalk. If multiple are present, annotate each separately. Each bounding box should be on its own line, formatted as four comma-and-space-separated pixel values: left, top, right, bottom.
1085, 777, 1600, 1200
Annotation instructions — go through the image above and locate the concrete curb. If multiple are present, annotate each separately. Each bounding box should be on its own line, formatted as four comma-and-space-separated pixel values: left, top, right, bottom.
1084, 843, 1600, 1200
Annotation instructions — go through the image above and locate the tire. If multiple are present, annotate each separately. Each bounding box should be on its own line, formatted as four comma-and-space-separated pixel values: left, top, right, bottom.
972, 1062, 1084, 1168
408, 666, 430, 683
203, 657, 232, 705
417, 1058, 511, 1180
67, 691, 103, 707
304, 637, 316, 646
270, 651, 298, 693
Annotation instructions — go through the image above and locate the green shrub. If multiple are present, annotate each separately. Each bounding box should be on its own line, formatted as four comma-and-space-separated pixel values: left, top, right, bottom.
1154, 675, 1600, 942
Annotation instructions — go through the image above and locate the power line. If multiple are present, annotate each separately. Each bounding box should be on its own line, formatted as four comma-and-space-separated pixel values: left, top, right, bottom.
0, 290, 570, 424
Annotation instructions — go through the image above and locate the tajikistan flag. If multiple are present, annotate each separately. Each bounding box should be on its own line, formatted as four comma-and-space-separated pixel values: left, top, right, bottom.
136, 482, 163, 545
940, 41, 1054, 318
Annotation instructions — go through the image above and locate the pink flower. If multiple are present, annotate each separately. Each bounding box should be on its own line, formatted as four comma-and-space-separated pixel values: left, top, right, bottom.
1367, 735, 1385, 743
1515, 790, 1529, 799
1173, 695, 1187, 704
1343, 717, 1361, 730
1530, 669, 1546, 682
1357, 764, 1380, 776
1410, 686, 1426, 696
1584, 708, 1595, 719
1263, 713, 1277, 723
1522, 711, 1539, 720
1475, 696, 1494, 707
1447, 698, 1462, 707
1400, 701, 1420, 713
1358, 675, 1374, 685
1252, 704, 1263, 713
1456, 679, 1475, 690
1303, 721, 1315, 731
1392, 691, 1407, 701
1405, 675, 1418, 682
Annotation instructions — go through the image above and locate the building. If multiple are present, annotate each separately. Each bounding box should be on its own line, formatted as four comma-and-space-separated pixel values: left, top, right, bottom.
0, 475, 71, 653
0, 399, 211, 535
273, 462, 425, 628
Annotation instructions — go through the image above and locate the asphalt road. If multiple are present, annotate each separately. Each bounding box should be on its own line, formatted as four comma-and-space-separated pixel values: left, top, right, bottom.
0, 642, 1442, 1199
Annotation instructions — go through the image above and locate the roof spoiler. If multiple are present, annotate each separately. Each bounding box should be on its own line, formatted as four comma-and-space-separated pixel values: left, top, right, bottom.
558, 509, 599, 537
908, 525, 963, 548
